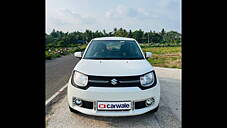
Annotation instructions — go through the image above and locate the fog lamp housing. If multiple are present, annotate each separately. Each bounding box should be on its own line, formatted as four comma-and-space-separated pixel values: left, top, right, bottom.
73, 97, 83, 106
145, 97, 155, 106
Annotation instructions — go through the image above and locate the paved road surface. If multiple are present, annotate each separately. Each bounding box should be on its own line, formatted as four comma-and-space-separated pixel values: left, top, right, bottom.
45, 54, 79, 100
46, 63, 181, 128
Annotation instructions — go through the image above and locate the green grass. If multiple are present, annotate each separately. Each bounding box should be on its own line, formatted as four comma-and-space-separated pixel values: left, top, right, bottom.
140, 43, 181, 48
142, 46, 181, 69
45, 44, 87, 60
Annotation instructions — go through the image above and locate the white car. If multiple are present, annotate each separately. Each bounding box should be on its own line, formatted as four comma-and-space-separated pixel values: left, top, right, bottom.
67, 37, 160, 116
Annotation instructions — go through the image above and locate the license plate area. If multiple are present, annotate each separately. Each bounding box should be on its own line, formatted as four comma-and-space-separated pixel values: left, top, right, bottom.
97, 101, 132, 111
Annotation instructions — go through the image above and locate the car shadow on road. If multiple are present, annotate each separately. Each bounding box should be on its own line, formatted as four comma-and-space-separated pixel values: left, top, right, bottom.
73, 110, 158, 127
73, 103, 180, 127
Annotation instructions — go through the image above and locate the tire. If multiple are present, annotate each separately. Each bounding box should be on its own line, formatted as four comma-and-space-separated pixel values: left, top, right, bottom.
149, 105, 159, 113
69, 106, 79, 113
153, 105, 159, 112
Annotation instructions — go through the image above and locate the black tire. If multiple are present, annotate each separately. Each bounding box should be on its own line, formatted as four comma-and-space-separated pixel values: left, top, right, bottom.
69, 106, 79, 113
153, 105, 159, 112
150, 105, 159, 113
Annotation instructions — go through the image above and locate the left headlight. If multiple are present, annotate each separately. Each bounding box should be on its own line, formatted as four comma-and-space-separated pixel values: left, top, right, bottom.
71, 71, 88, 87
140, 72, 155, 87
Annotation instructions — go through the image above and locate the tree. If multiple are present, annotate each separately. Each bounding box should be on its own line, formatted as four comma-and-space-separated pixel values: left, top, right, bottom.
114, 28, 128, 37
45, 28, 181, 47
132, 29, 144, 43
160, 28, 166, 43
103, 29, 107, 37
151, 33, 162, 43
164, 31, 181, 43
85, 29, 93, 42
161, 28, 165, 36
128, 30, 133, 38
113, 28, 117, 33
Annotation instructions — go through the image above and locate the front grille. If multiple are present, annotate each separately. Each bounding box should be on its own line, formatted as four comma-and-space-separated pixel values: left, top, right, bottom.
135, 101, 146, 109
80, 100, 148, 110
88, 75, 140, 87
81, 100, 93, 109
72, 70, 157, 90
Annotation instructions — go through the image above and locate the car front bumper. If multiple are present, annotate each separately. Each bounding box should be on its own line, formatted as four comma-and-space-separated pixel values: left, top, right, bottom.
67, 79, 160, 117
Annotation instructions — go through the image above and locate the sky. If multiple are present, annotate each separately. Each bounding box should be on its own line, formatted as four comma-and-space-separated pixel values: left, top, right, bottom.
46, 0, 181, 34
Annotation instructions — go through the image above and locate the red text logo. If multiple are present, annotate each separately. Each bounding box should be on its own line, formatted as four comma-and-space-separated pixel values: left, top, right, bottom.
98, 104, 106, 108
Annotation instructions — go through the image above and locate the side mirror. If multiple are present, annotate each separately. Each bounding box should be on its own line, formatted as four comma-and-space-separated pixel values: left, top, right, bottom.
74, 52, 83, 58
145, 52, 152, 59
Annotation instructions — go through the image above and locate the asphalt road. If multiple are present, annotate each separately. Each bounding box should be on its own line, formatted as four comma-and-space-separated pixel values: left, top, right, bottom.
45, 54, 80, 100
45, 57, 181, 128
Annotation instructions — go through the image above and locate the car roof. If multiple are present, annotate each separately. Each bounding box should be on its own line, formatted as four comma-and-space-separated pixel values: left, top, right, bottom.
92, 37, 135, 41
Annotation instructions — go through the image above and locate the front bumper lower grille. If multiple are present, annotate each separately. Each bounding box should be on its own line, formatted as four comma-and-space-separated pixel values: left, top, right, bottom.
81, 100, 93, 109
78, 100, 149, 110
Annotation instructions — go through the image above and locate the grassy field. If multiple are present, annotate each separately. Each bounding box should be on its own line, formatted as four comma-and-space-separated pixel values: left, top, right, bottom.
45, 44, 87, 60
45, 43, 181, 69
142, 46, 181, 69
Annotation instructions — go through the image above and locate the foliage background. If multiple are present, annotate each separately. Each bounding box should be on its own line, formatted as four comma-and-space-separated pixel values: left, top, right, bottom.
46, 28, 181, 47
45, 28, 181, 68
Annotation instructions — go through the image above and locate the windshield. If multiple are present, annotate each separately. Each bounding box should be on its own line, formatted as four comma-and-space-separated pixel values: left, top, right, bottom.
83, 40, 144, 60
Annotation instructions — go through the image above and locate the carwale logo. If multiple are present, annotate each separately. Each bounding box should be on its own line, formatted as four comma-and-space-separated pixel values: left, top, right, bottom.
98, 103, 130, 109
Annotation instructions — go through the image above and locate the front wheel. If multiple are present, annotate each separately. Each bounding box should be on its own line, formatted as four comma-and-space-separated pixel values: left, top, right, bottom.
69, 106, 79, 113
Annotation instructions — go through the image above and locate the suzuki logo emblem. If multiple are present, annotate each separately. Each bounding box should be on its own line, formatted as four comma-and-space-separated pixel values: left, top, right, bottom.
111, 79, 118, 85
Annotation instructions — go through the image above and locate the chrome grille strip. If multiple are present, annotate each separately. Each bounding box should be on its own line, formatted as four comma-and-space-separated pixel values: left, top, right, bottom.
118, 80, 140, 83
88, 80, 109, 83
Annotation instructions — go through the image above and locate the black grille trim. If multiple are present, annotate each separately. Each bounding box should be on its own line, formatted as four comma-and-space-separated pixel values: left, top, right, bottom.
81, 100, 93, 109
72, 70, 157, 90
135, 101, 146, 109
87, 74, 140, 88
87, 71, 157, 90
119, 80, 140, 83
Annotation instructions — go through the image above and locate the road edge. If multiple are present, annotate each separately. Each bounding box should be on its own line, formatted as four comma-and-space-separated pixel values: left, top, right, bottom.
46, 83, 68, 106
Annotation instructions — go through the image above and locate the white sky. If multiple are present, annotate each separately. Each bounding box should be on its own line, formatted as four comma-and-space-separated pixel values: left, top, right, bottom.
46, 0, 181, 34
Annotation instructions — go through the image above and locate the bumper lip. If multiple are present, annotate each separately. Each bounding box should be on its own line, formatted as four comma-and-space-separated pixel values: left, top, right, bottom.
69, 103, 159, 117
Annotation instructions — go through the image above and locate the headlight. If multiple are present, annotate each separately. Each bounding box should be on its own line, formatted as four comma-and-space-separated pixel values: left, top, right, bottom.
71, 71, 88, 87
140, 72, 155, 87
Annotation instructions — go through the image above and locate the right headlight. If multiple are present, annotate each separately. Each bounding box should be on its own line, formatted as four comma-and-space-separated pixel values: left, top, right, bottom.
140, 72, 155, 87
71, 71, 88, 87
